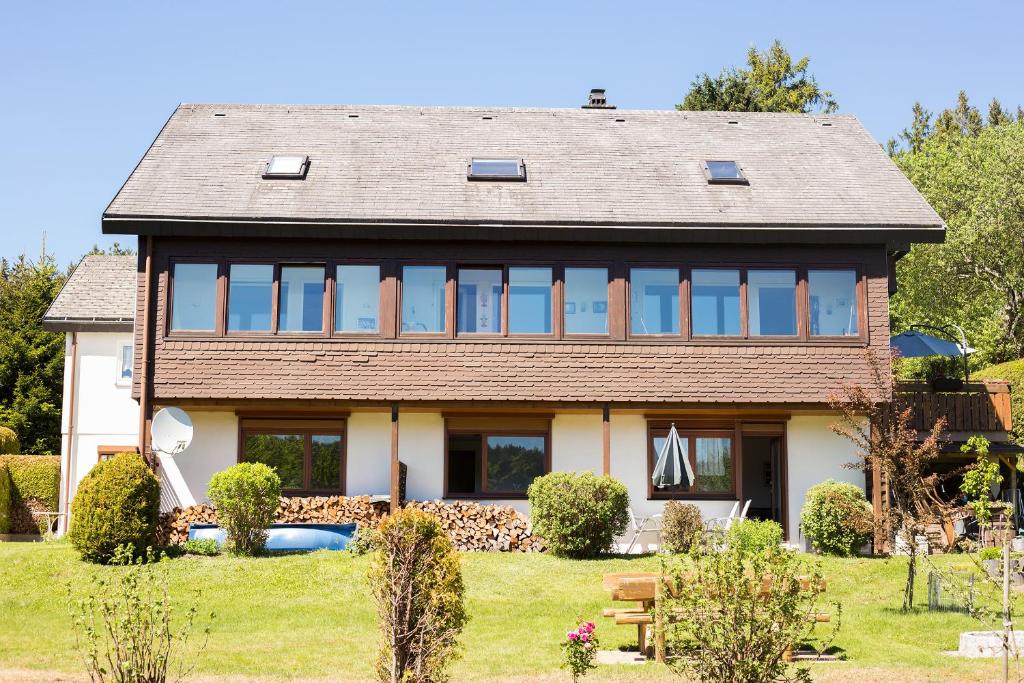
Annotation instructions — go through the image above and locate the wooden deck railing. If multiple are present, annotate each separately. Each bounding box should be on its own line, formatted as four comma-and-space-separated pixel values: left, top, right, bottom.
895, 381, 1013, 433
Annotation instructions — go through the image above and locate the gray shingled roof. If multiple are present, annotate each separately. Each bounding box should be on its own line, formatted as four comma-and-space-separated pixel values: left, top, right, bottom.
42, 255, 136, 332
103, 104, 945, 241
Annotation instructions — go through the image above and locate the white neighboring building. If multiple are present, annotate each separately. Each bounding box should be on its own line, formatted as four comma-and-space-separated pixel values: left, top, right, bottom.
43, 255, 139, 533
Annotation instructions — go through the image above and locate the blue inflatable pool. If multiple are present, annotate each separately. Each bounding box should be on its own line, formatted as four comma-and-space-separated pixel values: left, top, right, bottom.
188, 522, 357, 552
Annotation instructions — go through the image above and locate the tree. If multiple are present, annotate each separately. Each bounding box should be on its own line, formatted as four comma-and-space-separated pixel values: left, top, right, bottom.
828, 351, 946, 611
891, 121, 1024, 366
0, 252, 66, 454
679, 40, 837, 114
86, 242, 136, 256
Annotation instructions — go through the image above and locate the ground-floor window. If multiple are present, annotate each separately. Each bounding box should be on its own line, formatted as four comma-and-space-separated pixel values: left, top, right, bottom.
647, 425, 736, 498
239, 418, 345, 494
445, 418, 550, 498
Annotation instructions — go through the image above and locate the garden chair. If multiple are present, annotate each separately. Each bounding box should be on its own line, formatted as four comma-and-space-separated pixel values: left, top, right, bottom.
624, 508, 663, 554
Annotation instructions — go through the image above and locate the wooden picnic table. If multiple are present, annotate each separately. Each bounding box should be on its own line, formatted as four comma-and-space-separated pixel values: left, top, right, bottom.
602, 571, 828, 663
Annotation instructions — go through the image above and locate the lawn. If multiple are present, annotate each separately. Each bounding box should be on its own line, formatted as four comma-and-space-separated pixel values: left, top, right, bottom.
0, 542, 1013, 682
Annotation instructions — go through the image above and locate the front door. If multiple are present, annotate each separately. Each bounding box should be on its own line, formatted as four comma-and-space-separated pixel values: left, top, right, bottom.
740, 432, 787, 534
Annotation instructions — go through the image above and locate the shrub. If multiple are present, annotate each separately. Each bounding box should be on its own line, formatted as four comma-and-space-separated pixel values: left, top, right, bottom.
207, 463, 281, 556
800, 480, 873, 556
973, 360, 1024, 443
979, 547, 1002, 561
369, 508, 467, 683
527, 472, 630, 559
69, 546, 213, 682
184, 538, 220, 556
68, 452, 160, 564
661, 501, 703, 553
726, 519, 784, 555
0, 455, 61, 533
347, 527, 380, 556
0, 463, 10, 534
562, 619, 599, 683
661, 544, 838, 683
0, 426, 19, 454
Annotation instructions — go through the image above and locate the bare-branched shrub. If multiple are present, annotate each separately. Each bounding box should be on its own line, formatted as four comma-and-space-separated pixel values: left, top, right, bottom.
661, 544, 838, 683
68, 546, 213, 683
369, 509, 467, 683
661, 501, 703, 554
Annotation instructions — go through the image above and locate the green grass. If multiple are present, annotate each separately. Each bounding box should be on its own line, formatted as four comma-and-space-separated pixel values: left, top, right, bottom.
0, 542, 1012, 681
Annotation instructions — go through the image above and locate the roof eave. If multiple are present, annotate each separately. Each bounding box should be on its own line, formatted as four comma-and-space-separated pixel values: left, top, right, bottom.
41, 318, 135, 333
102, 215, 946, 247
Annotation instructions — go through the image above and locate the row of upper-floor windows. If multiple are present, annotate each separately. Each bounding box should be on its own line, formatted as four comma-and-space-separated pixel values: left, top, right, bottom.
167, 261, 863, 340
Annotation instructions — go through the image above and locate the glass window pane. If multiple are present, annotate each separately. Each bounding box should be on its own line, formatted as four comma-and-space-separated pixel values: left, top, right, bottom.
630, 268, 679, 335
692, 269, 740, 336
119, 344, 133, 382
336, 265, 380, 333
447, 433, 482, 495
809, 270, 859, 336
486, 435, 546, 493
695, 437, 732, 493
706, 160, 742, 179
310, 434, 342, 490
402, 266, 446, 333
244, 433, 303, 489
748, 270, 797, 336
470, 159, 522, 178
279, 266, 324, 332
228, 264, 274, 332
564, 268, 609, 334
457, 268, 503, 334
509, 267, 551, 334
171, 263, 217, 331
650, 433, 691, 493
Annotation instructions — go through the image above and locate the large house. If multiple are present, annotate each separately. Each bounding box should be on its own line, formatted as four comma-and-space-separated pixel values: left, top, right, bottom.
44, 94, 952, 547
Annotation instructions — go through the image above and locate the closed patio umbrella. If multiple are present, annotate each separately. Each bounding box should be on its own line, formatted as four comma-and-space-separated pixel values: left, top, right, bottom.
652, 423, 696, 489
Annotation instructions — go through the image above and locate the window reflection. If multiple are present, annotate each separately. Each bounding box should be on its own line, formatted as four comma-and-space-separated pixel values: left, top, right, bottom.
228, 264, 274, 332
402, 266, 446, 333
565, 268, 608, 334
748, 270, 796, 336
692, 269, 740, 336
336, 265, 380, 333
809, 270, 858, 336
509, 267, 552, 334
631, 268, 679, 335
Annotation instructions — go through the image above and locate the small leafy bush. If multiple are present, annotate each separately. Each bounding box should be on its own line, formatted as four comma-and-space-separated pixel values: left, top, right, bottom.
661, 501, 703, 553
370, 508, 467, 683
800, 480, 873, 556
527, 472, 630, 559
0, 455, 61, 533
347, 527, 380, 556
726, 519, 783, 555
979, 547, 1002, 561
0, 463, 10, 534
183, 538, 220, 556
562, 619, 599, 682
69, 546, 213, 683
207, 463, 281, 556
69, 452, 160, 564
661, 543, 838, 683
0, 426, 19, 454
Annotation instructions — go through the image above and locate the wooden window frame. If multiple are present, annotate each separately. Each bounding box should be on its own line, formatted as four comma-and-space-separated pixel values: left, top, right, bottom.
398, 262, 454, 338
626, 265, 685, 340
238, 417, 347, 495
166, 259, 224, 337
745, 267, 803, 341
805, 266, 868, 341
646, 422, 738, 500
560, 263, 613, 340
97, 445, 140, 463
443, 419, 551, 500
225, 260, 279, 337
330, 260, 387, 338
276, 263, 329, 336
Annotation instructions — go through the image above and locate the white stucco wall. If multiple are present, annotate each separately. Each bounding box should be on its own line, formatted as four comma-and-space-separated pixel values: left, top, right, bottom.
59, 332, 140, 529
157, 411, 238, 509
346, 411, 391, 496
551, 413, 602, 475
786, 414, 865, 548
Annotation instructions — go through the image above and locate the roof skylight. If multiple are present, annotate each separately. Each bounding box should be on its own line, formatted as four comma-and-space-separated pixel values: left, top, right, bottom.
263, 155, 310, 179
468, 158, 526, 181
702, 160, 747, 185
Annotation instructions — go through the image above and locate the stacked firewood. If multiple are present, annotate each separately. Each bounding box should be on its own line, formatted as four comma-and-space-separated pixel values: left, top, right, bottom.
156, 495, 543, 552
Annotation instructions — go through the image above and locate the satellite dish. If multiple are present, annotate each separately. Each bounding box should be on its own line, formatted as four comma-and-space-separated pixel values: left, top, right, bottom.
151, 407, 193, 457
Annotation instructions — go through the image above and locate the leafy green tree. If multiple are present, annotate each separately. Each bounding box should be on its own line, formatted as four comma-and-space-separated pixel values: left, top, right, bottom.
0, 252, 66, 454
86, 241, 136, 256
891, 122, 1024, 366
679, 40, 837, 114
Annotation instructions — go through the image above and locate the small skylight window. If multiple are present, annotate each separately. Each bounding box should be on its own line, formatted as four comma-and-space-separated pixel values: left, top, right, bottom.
468, 158, 526, 181
263, 155, 309, 179
702, 160, 747, 185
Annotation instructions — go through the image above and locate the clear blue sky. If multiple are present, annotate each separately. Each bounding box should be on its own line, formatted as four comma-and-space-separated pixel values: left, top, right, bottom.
2, 2, 1021, 265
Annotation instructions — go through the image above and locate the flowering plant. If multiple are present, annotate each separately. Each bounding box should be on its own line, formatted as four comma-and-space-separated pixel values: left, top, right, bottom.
561, 619, 599, 682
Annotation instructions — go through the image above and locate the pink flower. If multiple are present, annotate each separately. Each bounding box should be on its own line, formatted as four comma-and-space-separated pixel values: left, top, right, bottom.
567, 632, 578, 641
584, 642, 593, 651
580, 633, 589, 642
585, 622, 595, 632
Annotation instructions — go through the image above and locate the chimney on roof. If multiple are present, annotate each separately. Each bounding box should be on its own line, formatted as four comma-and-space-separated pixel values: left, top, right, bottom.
582, 88, 616, 109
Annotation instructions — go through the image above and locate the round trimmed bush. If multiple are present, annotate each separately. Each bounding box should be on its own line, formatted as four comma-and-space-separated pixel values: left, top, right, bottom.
800, 479, 873, 556
69, 452, 160, 563
661, 501, 703, 553
527, 471, 630, 558
207, 462, 281, 556
726, 518, 784, 555
0, 426, 19, 455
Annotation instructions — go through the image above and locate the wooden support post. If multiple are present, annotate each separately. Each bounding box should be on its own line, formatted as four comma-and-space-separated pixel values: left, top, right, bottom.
390, 403, 400, 512
602, 404, 611, 476
871, 455, 884, 553
654, 580, 666, 663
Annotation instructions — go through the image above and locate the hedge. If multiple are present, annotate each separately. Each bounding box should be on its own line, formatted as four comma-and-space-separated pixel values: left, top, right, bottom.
973, 359, 1024, 442
0, 455, 60, 534
0, 463, 11, 534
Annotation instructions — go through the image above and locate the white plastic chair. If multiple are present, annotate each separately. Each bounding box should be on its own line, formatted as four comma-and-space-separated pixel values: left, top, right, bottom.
704, 501, 739, 534
624, 508, 663, 554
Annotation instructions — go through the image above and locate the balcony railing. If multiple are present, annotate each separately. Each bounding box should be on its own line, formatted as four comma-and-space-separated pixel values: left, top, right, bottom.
895, 380, 1013, 434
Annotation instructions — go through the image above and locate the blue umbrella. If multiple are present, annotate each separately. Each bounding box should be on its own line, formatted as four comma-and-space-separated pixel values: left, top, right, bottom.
890, 330, 964, 358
